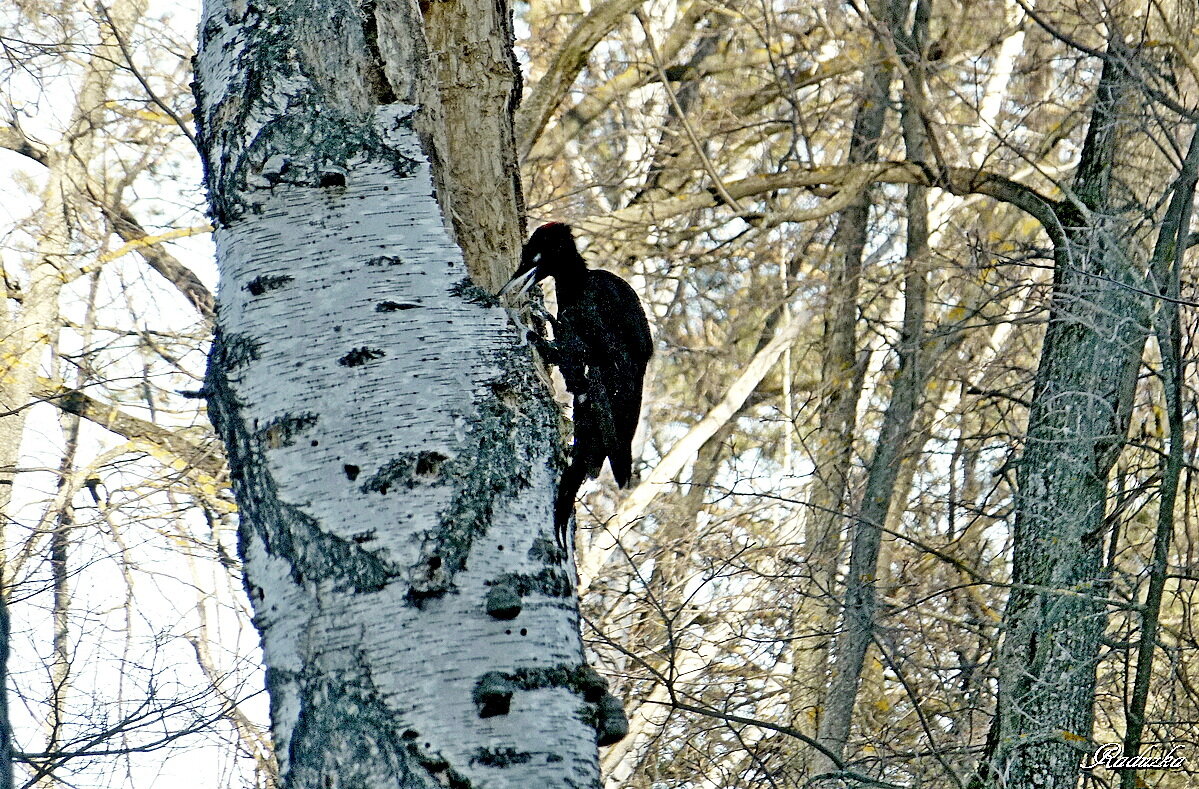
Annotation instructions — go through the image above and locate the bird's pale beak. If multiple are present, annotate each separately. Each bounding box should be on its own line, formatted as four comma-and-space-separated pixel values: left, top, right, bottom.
498, 263, 540, 298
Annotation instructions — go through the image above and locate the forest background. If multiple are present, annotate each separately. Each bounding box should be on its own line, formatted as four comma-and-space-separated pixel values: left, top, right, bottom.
1, 0, 1197, 787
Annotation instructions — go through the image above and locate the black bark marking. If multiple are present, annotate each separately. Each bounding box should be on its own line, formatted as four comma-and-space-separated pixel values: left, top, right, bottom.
277, 667, 461, 788
472, 663, 608, 695
449, 277, 499, 307
367, 255, 403, 267
257, 412, 319, 449
338, 347, 386, 366
474, 672, 514, 718
376, 300, 421, 311
214, 332, 262, 370
206, 333, 397, 595
486, 567, 572, 599
246, 274, 293, 295
595, 694, 630, 746
472, 747, 533, 768
318, 171, 346, 188
415, 451, 446, 478
344, 464, 360, 481
484, 584, 521, 620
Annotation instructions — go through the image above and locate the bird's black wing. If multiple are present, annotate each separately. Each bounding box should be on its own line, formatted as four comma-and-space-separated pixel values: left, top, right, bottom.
580, 270, 654, 366
573, 270, 652, 487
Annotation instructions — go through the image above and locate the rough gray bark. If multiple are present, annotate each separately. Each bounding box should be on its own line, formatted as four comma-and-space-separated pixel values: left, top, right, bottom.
422, 0, 526, 292
194, 0, 605, 785
982, 47, 1151, 789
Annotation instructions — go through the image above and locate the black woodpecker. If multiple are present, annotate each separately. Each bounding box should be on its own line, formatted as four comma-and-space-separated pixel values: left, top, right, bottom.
499, 222, 653, 547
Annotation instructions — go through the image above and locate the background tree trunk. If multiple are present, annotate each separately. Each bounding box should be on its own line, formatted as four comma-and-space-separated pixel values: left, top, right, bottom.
982, 45, 1154, 789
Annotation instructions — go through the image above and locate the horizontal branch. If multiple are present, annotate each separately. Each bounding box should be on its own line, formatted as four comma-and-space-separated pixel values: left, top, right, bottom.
575, 162, 1063, 241
35, 378, 225, 478
99, 204, 216, 321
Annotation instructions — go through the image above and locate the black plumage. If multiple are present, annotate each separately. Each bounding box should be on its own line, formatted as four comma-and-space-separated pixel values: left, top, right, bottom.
499, 223, 653, 546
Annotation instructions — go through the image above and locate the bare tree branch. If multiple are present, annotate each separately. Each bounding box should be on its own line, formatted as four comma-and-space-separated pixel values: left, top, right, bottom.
33, 378, 224, 478
516, 0, 648, 159
577, 162, 1064, 243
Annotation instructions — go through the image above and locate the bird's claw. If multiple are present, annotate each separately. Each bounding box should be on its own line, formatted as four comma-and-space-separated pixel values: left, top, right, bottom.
504, 307, 533, 346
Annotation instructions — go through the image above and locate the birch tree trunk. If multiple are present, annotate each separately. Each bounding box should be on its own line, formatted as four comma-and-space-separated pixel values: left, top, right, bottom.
194, 0, 604, 785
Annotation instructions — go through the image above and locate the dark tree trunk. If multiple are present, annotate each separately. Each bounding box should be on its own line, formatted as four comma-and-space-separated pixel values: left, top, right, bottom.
982, 48, 1150, 789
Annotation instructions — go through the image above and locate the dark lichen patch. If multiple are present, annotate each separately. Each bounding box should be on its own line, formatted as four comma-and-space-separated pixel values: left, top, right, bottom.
529, 534, 568, 566
362, 455, 415, 494
366, 255, 403, 267
595, 693, 630, 746
205, 336, 396, 595
472, 663, 613, 701
397, 729, 470, 788
361, 458, 407, 495
376, 300, 421, 311
196, 42, 420, 226
450, 277, 499, 307
486, 567, 573, 600
281, 501, 394, 592
257, 412, 319, 449
213, 332, 262, 371
338, 346, 386, 367
361, 451, 450, 495
415, 451, 447, 478
472, 747, 532, 768
404, 554, 451, 605
573, 691, 630, 746
377, 352, 564, 605
195, 0, 425, 221
279, 667, 456, 789
200, 15, 221, 44
474, 672, 514, 718
574, 665, 608, 702
484, 584, 521, 620
418, 363, 562, 578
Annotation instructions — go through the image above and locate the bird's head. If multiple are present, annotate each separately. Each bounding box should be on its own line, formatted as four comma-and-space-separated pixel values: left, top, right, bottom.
498, 222, 581, 297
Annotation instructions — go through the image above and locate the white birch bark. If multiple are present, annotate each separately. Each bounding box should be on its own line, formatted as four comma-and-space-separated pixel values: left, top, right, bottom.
194, 0, 603, 785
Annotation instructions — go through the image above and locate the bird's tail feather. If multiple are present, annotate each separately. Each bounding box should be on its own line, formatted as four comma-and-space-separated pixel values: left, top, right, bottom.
608, 383, 642, 488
